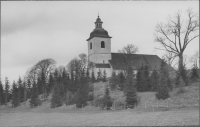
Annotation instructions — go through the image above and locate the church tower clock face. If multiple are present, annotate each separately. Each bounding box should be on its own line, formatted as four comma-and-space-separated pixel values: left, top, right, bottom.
86, 15, 112, 64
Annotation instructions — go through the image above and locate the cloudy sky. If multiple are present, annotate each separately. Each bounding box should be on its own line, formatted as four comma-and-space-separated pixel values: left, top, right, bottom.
1, 1, 199, 83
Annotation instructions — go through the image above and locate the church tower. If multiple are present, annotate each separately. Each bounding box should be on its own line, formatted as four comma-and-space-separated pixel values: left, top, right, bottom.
86, 15, 112, 64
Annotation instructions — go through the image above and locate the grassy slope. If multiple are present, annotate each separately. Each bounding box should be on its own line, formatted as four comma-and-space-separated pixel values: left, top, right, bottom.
0, 81, 199, 112
92, 81, 199, 110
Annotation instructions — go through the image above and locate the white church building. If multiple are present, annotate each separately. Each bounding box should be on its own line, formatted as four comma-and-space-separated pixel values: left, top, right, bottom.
87, 16, 174, 77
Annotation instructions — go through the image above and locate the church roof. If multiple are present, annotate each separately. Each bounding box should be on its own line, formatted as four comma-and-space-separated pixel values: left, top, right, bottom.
86, 16, 112, 41
95, 16, 103, 23
109, 53, 175, 71
87, 29, 112, 41
95, 63, 111, 68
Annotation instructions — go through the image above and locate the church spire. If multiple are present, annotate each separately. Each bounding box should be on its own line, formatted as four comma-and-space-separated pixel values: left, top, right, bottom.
95, 14, 103, 29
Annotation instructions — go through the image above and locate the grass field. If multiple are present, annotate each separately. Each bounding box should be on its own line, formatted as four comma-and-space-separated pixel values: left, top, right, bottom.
0, 82, 199, 126
0, 106, 199, 126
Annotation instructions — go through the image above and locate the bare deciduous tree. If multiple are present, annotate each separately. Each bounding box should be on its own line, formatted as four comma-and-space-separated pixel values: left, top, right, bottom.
118, 44, 139, 76
67, 53, 91, 78
118, 44, 139, 54
26, 58, 56, 98
163, 52, 177, 68
190, 50, 199, 67
155, 9, 199, 74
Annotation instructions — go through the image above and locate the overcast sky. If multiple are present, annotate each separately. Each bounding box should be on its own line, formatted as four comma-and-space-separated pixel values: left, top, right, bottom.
1, 1, 199, 83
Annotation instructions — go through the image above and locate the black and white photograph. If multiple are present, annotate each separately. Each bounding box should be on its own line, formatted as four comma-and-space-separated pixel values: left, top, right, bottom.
0, 1, 199, 126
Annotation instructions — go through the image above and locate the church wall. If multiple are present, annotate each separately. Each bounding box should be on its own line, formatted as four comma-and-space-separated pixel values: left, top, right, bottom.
94, 54, 111, 63
93, 37, 111, 54
88, 37, 111, 63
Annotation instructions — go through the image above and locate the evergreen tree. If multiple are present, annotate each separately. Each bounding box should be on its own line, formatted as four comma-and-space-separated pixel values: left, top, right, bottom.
17, 77, 24, 103
50, 82, 63, 108
124, 67, 134, 94
150, 69, 159, 91
74, 71, 89, 108
48, 73, 54, 93
136, 66, 143, 92
110, 71, 118, 90
30, 81, 40, 108
65, 90, 74, 106
102, 84, 112, 110
126, 85, 138, 109
102, 69, 107, 82
86, 69, 91, 83
190, 63, 199, 81
0, 80, 5, 105
23, 80, 27, 102
118, 71, 125, 91
11, 81, 19, 107
156, 60, 170, 100
91, 69, 96, 83
97, 68, 102, 82
69, 69, 76, 93
40, 71, 46, 98
143, 65, 151, 91
54, 68, 59, 83
136, 65, 150, 92
26, 78, 32, 99
125, 66, 138, 109
37, 76, 43, 95
5, 77, 10, 105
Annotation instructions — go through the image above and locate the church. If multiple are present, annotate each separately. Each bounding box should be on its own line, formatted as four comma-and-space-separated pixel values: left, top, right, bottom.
86, 16, 174, 77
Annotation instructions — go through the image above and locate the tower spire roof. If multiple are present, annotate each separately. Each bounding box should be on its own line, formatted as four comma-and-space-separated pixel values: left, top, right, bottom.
86, 15, 112, 41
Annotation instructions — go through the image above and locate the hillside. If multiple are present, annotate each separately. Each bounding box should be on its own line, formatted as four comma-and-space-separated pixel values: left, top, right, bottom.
0, 81, 199, 112
92, 81, 199, 111
0, 81, 199, 126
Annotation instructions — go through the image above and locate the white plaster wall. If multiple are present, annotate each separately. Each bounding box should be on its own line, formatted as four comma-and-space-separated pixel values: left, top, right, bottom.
88, 37, 111, 63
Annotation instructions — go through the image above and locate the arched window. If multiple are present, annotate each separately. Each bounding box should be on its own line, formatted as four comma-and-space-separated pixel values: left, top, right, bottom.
101, 41, 105, 48
90, 42, 92, 49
